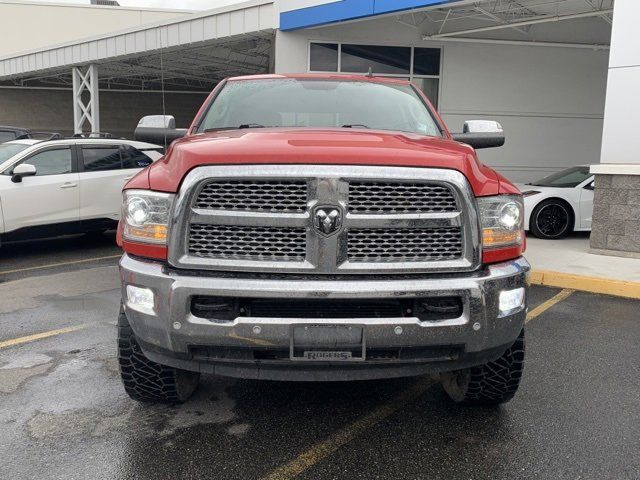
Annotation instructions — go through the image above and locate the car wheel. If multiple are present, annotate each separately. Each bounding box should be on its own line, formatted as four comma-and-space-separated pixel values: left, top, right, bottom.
117, 305, 200, 404
440, 329, 525, 406
530, 199, 573, 239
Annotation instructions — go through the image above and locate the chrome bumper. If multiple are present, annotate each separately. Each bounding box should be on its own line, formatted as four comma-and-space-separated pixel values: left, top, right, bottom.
120, 254, 530, 381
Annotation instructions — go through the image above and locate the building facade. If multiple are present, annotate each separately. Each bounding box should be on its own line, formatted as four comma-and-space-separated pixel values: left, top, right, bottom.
590, 0, 640, 256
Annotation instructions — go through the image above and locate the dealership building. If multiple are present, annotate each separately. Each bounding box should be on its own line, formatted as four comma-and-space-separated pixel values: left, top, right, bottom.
0, 0, 638, 256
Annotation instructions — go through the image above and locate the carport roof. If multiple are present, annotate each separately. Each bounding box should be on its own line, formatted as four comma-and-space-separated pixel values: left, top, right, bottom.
0, 0, 275, 91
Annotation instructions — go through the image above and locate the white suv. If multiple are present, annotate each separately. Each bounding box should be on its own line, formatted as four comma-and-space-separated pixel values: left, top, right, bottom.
0, 138, 162, 243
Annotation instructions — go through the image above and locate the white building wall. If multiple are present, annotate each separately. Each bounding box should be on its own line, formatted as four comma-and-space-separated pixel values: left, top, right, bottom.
275, 18, 609, 182
0, 1, 192, 57
599, 0, 640, 165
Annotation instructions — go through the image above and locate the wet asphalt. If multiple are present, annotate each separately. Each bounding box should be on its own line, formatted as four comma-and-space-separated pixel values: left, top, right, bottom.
0, 238, 638, 480
0, 231, 120, 282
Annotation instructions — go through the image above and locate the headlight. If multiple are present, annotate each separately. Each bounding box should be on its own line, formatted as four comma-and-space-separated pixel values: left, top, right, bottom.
499, 202, 520, 228
478, 195, 524, 249
122, 190, 174, 244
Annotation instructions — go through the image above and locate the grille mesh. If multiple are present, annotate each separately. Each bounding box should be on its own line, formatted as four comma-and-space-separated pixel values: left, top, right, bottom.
195, 180, 307, 213
189, 224, 306, 261
349, 182, 457, 214
348, 227, 463, 262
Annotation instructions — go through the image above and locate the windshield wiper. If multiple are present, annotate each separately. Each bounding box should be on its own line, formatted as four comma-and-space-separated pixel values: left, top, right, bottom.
204, 124, 267, 132
341, 124, 370, 129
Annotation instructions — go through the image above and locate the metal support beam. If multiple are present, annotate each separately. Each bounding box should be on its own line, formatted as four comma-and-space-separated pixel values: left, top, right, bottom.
584, 0, 613, 25
474, 6, 530, 35
72, 64, 100, 134
426, 8, 614, 39
424, 36, 610, 50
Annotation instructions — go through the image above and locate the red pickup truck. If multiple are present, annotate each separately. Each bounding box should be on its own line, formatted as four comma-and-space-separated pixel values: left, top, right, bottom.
117, 74, 529, 406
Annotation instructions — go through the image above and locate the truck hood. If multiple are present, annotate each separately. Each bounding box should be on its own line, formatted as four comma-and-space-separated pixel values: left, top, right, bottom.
145, 128, 502, 196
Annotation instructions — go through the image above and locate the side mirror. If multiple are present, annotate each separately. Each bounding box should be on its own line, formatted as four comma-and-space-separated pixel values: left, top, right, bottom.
11, 163, 37, 183
134, 115, 188, 146
585, 181, 595, 191
452, 120, 505, 149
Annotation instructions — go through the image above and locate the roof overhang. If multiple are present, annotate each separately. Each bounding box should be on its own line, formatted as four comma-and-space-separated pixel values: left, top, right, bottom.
0, 0, 276, 90
281, 0, 613, 51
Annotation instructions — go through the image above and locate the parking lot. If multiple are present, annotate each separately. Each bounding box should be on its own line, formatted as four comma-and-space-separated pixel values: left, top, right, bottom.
0, 235, 637, 480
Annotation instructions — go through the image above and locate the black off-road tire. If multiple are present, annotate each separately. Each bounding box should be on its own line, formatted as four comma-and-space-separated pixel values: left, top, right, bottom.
440, 329, 525, 406
529, 199, 574, 239
118, 307, 200, 404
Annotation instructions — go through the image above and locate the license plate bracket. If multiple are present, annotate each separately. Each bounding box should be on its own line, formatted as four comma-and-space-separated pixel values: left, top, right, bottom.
290, 325, 365, 362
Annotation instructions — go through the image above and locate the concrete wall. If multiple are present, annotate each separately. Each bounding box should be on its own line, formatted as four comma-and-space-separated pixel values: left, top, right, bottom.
590, 0, 640, 256
600, 0, 640, 165
275, 17, 610, 183
590, 173, 640, 256
0, 87, 207, 139
0, 1, 191, 57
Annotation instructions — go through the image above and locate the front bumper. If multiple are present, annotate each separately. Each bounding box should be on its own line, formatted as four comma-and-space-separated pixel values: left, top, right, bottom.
120, 254, 530, 381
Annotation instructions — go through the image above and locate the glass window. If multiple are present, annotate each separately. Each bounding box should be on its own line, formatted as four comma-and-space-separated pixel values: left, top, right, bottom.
199, 78, 442, 137
341, 44, 411, 75
531, 167, 592, 188
82, 147, 122, 172
20, 148, 72, 176
0, 143, 30, 164
310, 43, 339, 72
121, 145, 154, 169
412, 78, 439, 109
413, 48, 441, 76
0, 131, 17, 142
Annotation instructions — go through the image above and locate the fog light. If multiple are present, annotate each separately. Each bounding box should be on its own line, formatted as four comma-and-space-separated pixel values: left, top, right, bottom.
499, 287, 525, 317
126, 285, 156, 315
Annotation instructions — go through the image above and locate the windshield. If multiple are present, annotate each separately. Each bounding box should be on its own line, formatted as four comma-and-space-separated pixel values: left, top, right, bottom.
0, 143, 29, 164
531, 166, 592, 188
198, 78, 442, 137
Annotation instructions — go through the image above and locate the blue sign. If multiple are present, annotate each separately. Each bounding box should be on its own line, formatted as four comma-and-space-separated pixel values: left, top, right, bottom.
280, 0, 458, 31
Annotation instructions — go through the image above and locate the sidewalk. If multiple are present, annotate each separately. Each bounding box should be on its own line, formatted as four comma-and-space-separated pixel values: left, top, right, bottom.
525, 233, 640, 298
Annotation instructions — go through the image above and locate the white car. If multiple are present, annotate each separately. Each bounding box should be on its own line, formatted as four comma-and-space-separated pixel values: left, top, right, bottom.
0, 138, 162, 243
515, 165, 594, 239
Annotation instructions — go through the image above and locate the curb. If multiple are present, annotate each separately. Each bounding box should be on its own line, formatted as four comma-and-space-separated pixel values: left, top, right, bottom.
530, 270, 640, 300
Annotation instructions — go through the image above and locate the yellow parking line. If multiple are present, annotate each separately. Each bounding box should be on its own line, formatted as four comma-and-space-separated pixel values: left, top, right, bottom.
0, 323, 94, 349
526, 288, 574, 323
530, 270, 640, 299
262, 377, 433, 480
0, 254, 121, 276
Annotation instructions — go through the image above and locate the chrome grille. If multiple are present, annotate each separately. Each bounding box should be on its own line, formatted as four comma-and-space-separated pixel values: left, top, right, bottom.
348, 227, 463, 262
171, 165, 480, 274
349, 181, 457, 214
189, 224, 306, 261
195, 180, 307, 213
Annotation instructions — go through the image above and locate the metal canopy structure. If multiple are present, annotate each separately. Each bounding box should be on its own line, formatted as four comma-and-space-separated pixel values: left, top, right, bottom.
394, 0, 614, 48
9, 35, 273, 91
0, 0, 275, 91
72, 64, 100, 133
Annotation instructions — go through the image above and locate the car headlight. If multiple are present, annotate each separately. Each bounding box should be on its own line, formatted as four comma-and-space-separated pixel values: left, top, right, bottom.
122, 190, 174, 245
478, 195, 524, 248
